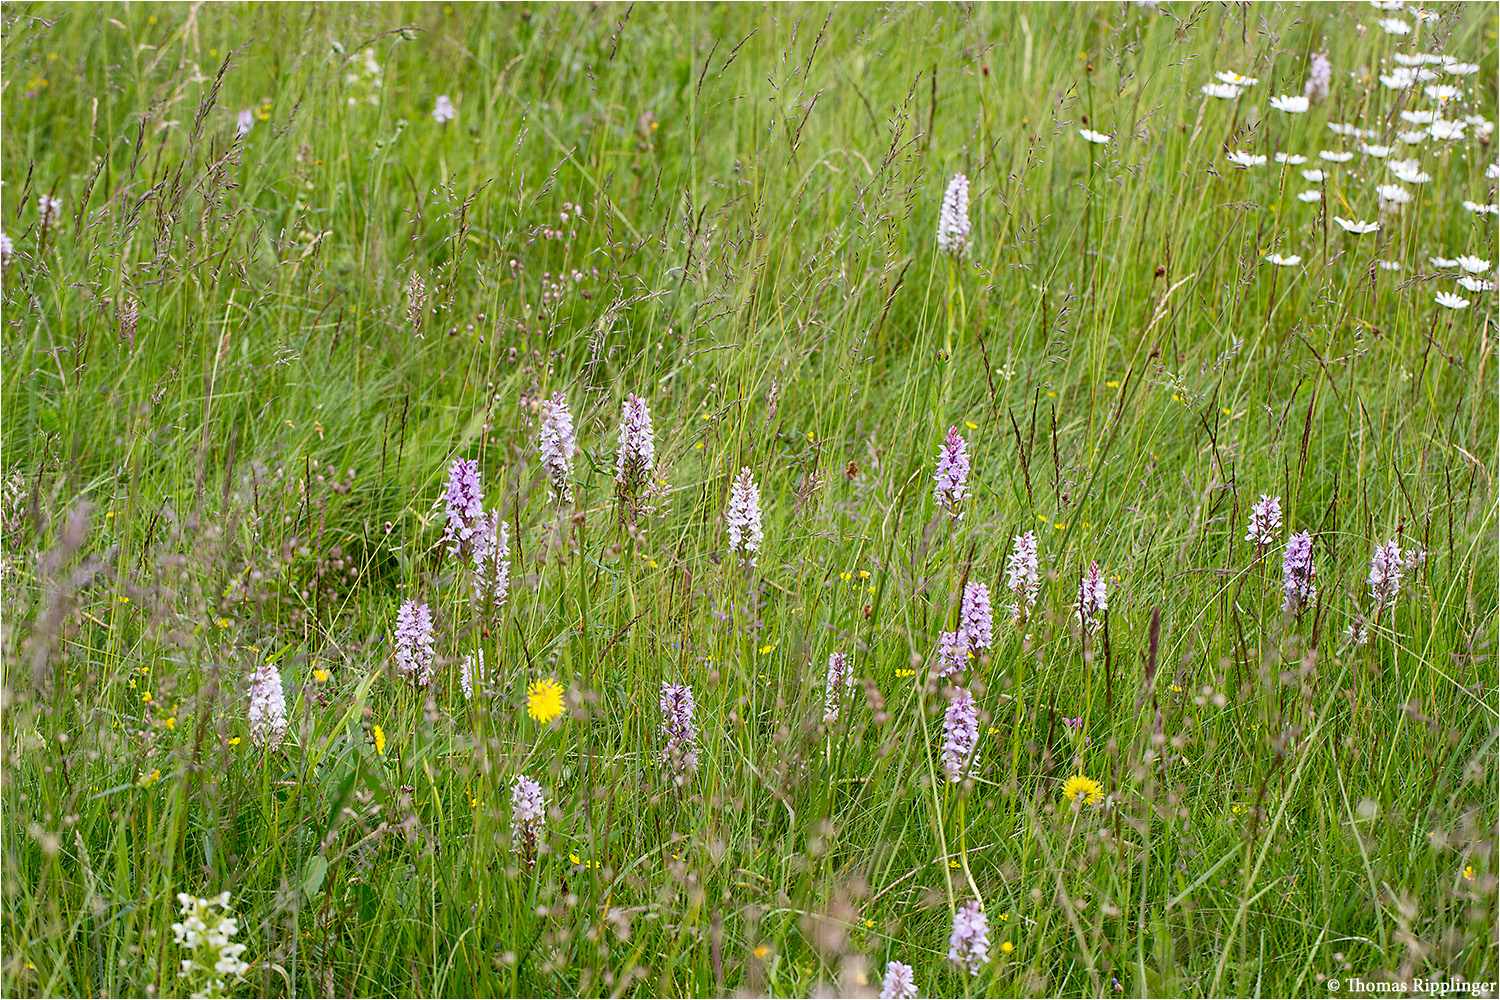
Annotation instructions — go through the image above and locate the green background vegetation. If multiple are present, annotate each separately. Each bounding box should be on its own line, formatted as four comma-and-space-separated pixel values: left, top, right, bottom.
3, 3, 1496, 997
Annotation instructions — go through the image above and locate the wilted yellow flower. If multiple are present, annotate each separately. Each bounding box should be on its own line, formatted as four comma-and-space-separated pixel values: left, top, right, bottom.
527, 679, 565, 724
1062, 774, 1103, 805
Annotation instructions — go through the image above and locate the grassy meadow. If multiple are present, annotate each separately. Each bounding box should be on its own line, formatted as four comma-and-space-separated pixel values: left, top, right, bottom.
2, 2, 1497, 997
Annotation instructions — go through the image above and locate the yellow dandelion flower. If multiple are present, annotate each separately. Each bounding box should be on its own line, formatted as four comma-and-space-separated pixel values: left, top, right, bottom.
373, 725, 387, 756
527, 679, 566, 724
312, 668, 329, 682
1062, 774, 1104, 805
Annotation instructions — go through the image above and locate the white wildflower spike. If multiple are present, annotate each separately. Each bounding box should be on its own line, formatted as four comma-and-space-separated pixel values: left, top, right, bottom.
1006, 531, 1041, 625
823, 651, 855, 723
725, 467, 764, 566
247, 660, 287, 748
936, 173, 972, 258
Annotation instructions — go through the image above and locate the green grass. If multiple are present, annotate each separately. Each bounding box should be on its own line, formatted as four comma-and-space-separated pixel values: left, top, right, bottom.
3, 2, 1496, 997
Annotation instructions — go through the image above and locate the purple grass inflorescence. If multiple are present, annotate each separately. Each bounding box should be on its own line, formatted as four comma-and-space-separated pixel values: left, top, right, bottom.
1281, 531, 1317, 616
1245, 494, 1283, 549
933, 426, 970, 518
941, 687, 979, 782
1077, 561, 1107, 635
948, 901, 991, 975
659, 682, 699, 781
394, 600, 435, 687
538, 391, 577, 503
443, 457, 485, 554
879, 961, 918, 1000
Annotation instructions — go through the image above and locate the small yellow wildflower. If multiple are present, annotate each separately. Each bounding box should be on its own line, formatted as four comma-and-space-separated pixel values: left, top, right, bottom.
649, 559, 659, 568
859, 570, 870, 579
753, 945, 771, 960
215, 617, 231, 628
312, 669, 329, 682
373, 725, 387, 756
759, 643, 775, 654
526, 679, 566, 724
138, 769, 161, 787
840, 572, 852, 581
227, 737, 241, 746
1106, 380, 1120, 388
1463, 865, 1475, 881
1062, 774, 1104, 805
694, 441, 704, 449
964, 420, 978, 430
896, 668, 915, 678
864, 919, 875, 928
1001, 941, 1014, 955
162, 716, 176, 731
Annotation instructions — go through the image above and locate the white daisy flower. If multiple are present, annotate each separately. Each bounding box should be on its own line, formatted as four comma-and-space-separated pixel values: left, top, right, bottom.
1486, 162, 1500, 180
1275, 152, 1308, 165
1376, 184, 1413, 205
1264, 253, 1302, 266
1445, 62, 1480, 75
1397, 130, 1430, 145
1360, 143, 1391, 158
1457, 276, 1496, 292
1392, 53, 1425, 66
1463, 116, 1494, 137
1434, 291, 1470, 310
1380, 69, 1419, 90
1301, 168, 1327, 182
1456, 255, 1492, 274
1416, 54, 1447, 65
1215, 71, 1260, 86
1461, 201, 1500, 215
1376, 17, 1410, 33
1297, 190, 1323, 203
1388, 161, 1431, 184
1319, 150, 1355, 163
1368, 0, 1404, 9
1410, 7, 1438, 21
1327, 122, 1362, 137
1078, 128, 1112, 144
1376, 260, 1403, 271
1429, 119, 1466, 141
1201, 82, 1243, 99
1226, 151, 1268, 168
1400, 110, 1438, 125
1269, 95, 1311, 113
1429, 256, 1459, 268
1423, 84, 1461, 103
1334, 216, 1381, 234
